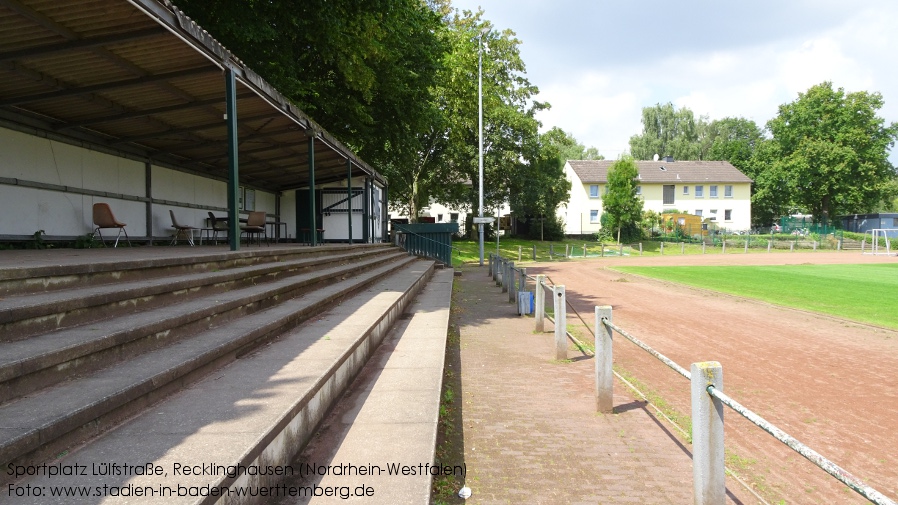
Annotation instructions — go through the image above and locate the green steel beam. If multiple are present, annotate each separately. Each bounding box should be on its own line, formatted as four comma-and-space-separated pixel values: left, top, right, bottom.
225, 67, 240, 251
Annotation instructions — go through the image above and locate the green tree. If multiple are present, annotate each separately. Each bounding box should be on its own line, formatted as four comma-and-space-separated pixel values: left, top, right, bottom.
507, 128, 571, 223
745, 139, 792, 227
629, 103, 708, 160
602, 156, 643, 242
705, 117, 764, 178
429, 8, 548, 221
174, 0, 446, 191
543, 127, 603, 162
765, 82, 898, 220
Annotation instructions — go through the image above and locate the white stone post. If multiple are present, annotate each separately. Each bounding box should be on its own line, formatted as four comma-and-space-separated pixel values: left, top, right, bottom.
595, 306, 613, 413
553, 285, 566, 360
508, 262, 516, 303
691, 361, 725, 505
535, 275, 546, 332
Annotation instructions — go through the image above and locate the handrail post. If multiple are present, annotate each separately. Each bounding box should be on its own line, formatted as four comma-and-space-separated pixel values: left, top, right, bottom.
554, 285, 567, 360
488, 253, 492, 276
535, 275, 545, 332
501, 260, 509, 293
508, 262, 516, 302
595, 306, 613, 413
691, 361, 725, 505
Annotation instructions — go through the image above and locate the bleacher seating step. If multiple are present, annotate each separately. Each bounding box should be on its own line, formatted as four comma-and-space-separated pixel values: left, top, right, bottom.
0, 255, 424, 471
1, 259, 439, 504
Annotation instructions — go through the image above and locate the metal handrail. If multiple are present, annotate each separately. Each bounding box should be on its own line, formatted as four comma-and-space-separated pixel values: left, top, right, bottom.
394, 229, 462, 255
598, 316, 895, 505
707, 385, 896, 505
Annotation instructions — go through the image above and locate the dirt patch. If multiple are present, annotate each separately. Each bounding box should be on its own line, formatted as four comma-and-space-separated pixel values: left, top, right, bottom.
527, 251, 898, 504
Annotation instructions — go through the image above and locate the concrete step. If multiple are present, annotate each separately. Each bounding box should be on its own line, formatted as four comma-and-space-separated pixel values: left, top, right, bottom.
0, 250, 410, 404
0, 243, 393, 297
0, 256, 427, 473
279, 268, 454, 504
0, 246, 399, 341
1, 260, 440, 504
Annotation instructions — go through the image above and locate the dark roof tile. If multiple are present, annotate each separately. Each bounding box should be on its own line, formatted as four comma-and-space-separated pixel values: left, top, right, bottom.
568, 159, 753, 184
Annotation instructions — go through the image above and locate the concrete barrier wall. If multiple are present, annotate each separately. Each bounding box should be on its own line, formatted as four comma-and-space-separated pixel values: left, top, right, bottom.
0, 126, 295, 240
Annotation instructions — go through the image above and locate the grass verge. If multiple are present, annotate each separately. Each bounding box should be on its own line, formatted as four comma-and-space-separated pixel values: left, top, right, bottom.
431, 280, 466, 505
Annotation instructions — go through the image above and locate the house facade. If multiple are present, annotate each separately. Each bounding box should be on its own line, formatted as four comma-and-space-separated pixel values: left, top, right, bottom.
559, 159, 753, 236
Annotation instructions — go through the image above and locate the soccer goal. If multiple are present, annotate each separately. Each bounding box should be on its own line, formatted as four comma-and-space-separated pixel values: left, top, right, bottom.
862, 229, 897, 255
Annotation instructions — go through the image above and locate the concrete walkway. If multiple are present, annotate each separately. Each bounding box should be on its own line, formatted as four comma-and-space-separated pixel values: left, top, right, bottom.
451, 265, 758, 505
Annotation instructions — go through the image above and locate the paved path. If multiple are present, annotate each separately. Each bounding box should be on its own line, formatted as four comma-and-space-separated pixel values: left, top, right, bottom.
451, 265, 758, 504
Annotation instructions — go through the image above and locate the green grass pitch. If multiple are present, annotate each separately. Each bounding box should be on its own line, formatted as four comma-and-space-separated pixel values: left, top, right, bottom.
614, 263, 898, 330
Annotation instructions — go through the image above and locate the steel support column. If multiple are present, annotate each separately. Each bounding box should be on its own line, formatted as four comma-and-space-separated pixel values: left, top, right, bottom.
225, 67, 240, 251
347, 160, 353, 244
363, 177, 370, 243
308, 135, 317, 246
382, 184, 388, 243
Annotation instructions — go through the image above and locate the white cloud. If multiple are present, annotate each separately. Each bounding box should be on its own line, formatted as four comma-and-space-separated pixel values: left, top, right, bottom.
456, 0, 898, 163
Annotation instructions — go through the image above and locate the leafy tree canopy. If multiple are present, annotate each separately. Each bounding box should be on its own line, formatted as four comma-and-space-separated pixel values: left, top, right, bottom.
765, 81, 898, 220
629, 103, 708, 161
602, 156, 643, 242
543, 127, 603, 162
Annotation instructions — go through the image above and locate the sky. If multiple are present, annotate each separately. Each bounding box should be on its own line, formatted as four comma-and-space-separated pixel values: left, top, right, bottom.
449, 0, 898, 164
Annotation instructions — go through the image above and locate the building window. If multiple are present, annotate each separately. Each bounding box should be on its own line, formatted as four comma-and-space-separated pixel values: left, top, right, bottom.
695, 185, 704, 198
695, 209, 703, 217
589, 185, 599, 198
635, 185, 642, 195
663, 185, 675, 205
710, 185, 718, 198
683, 186, 689, 195
710, 209, 717, 220
590, 210, 599, 223
450, 213, 458, 222
725, 209, 732, 221
725, 185, 733, 198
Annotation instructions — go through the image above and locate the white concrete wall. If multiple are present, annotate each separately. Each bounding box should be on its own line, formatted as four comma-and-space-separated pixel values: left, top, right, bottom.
558, 162, 603, 235
0, 126, 285, 239
0, 127, 147, 236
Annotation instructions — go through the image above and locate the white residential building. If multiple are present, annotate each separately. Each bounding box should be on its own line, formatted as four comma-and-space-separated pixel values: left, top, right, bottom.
559, 159, 753, 235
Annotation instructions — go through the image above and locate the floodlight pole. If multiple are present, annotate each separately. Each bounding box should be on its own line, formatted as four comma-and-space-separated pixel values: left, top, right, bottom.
478, 27, 488, 266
